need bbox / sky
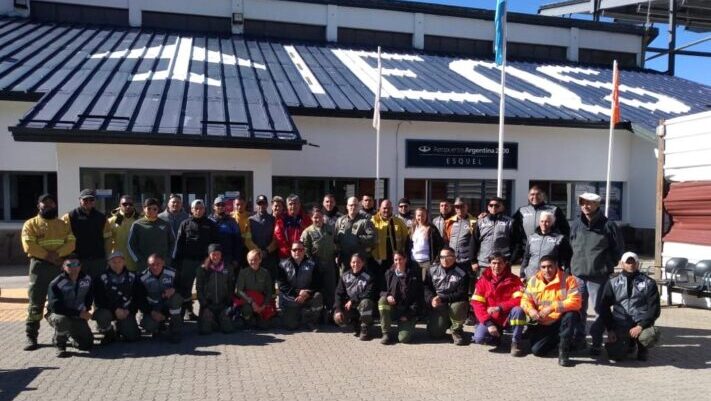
[406,0,711,86]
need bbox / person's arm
[57,222,77,258]
[102,218,113,257]
[334,276,346,312]
[195,267,208,307]
[559,237,573,273]
[470,281,491,325]
[173,222,186,262]
[470,222,481,261]
[595,279,616,331]
[423,270,435,305]
[430,227,444,263]
[520,279,536,315]
[555,207,571,238]
[20,220,48,260]
[234,269,251,303]
[134,278,149,314]
[637,277,661,328]
[276,262,296,298]
[84,279,94,311]
[262,269,273,301]
[92,276,108,309]
[497,283,524,314]
[553,276,582,314]
[380,270,391,299]
[48,280,78,317]
[406,274,424,318]
[358,219,377,250]
[301,229,314,259]
[127,222,141,263]
[606,222,624,274]
[520,242,531,274]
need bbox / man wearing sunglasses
[63,189,112,279]
[424,246,470,345]
[108,195,141,272]
[276,241,323,331]
[128,198,175,272]
[472,197,516,273]
[208,196,243,269]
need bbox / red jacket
[274,212,312,259]
[470,266,523,327]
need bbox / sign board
[405,139,518,169]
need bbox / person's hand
[528,309,540,321]
[486,306,500,315]
[151,310,166,322]
[477,212,488,219]
[471,263,479,272]
[431,296,441,308]
[606,330,618,343]
[295,294,306,304]
[46,251,60,266]
[115,308,129,320]
[539,306,553,319]
[629,325,643,338]
[298,290,311,299]
[162,287,175,299]
[345,300,353,311]
[79,310,92,321]
[334,312,343,325]
[386,295,396,306]
[487,325,500,337]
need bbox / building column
[55,144,81,214]
[413,13,425,50]
[567,27,579,62]
[232,0,245,35]
[326,4,338,42]
[128,0,142,27]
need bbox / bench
[661,258,711,306]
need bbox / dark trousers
[527,311,579,356]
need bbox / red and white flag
[610,60,621,125]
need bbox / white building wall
[0,101,57,172]
[626,134,657,229]
[55,143,272,213]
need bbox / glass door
[183,173,209,211]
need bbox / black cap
[256,195,268,205]
[398,197,410,206]
[453,197,467,206]
[79,189,96,199]
[38,193,55,203]
[207,243,223,254]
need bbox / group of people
[20,186,661,366]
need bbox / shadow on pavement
[0,367,58,400]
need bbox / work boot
[637,344,649,361]
[56,336,70,358]
[359,324,370,341]
[100,329,117,345]
[510,342,524,357]
[24,322,39,351]
[452,329,468,346]
[168,315,183,344]
[589,343,602,357]
[558,341,573,367]
[352,321,360,337]
[24,335,38,351]
[380,332,393,345]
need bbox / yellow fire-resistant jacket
[521,269,582,326]
[108,209,141,271]
[21,215,76,260]
[232,210,257,251]
[370,214,409,262]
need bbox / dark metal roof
[1,17,710,145]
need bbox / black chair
[667,259,711,306]
[663,257,688,306]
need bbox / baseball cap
[453,197,467,206]
[108,251,124,260]
[256,195,268,205]
[207,243,223,254]
[578,192,602,203]
[191,199,204,208]
[621,251,639,263]
[213,196,225,205]
[79,189,96,199]
[38,193,55,203]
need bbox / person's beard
[39,207,58,219]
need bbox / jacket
[472,213,516,266]
[444,214,477,263]
[371,214,409,262]
[136,267,177,313]
[47,271,93,316]
[323,208,343,229]
[512,202,570,245]
[127,217,175,271]
[334,268,376,312]
[432,213,453,238]
[409,225,444,264]
[158,209,189,238]
[21,215,75,260]
[108,209,141,271]
[570,209,623,279]
[521,269,582,326]
[232,210,257,251]
[208,213,243,264]
[63,208,111,260]
[195,263,235,309]
[173,215,219,261]
[471,266,523,327]
[301,224,336,269]
[93,267,138,313]
[277,257,320,303]
[424,263,469,305]
[275,211,312,259]
[235,267,273,304]
[334,214,376,263]
[520,228,573,279]
[249,211,277,252]
[597,271,660,330]
[380,265,423,319]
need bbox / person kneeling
[47,257,94,358]
[196,244,236,335]
[93,251,141,344]
[378,251,423,344]
[521,256,582,367]
[334,253,376,340]
[595,252,661,362]
[424,246,470,345]
[136,254,183,343]
[471,252,526,356]
[234,249,276,329]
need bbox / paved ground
[1,266,710,401]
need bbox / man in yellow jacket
[371,199,409,276]
[21,193,75,351]
[232,196,257,266]
[521,255,582,367]
[108,195,141,272]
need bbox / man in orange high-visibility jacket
[521,255,582,367]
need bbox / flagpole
[375,46,382,202]
[604,60,619,217]
[496,3,508,198]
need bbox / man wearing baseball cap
[569,192,624,354]
[594,252,661,361]
[62,189,112,280]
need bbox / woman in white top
[409,208,444,280]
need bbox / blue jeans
[472,306,526,345]
[575,276,607,346]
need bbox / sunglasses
[121,202,133,206]
[64,261,81,268]
[439,254,454,259]
[488,204,501,208]
[454,205,463,208]
[81,198,96,202]
[291,248,305,252]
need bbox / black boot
[559,341,573,367]
[24,322,39,351]
[637,343,649,361]
[55,335,70,358]
[359,324,371,341]
[100,328,117,345]
[168,315,183,344]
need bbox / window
[31,1,128,27]
[579,49,638,68]
[0,172,57,221]
[244,20,326,42]
[272,177,389,209]
[424,35,493,58]
[142,11,231,34]
[338,28,412,50]
[508,42,568,62]
[529,180,624,221]
[404,179,514,218]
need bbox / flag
[610,60,621,124]
[372,46,382,130]
[494,0,507,66]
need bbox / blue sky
[408,0,711,86]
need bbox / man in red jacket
[471,252,526,356]
[274,194,312,259]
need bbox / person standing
[334,196,376,273]
[512,185,570,251]
[410,207,443,281]
[333,253,377,341]
[127,198,175,272]
[274,194,312,260]
[158,194,189,238]
[378,251,423,344]
[63,189,112,279]
[21,193,75,351]
[93,251,141,344]
[173,199,219,321]
[108,195,141,272]
[432,199,454,238]
[46,257,94,357]
[371,199,409,277]
[301,206,337,320]
[249,195,278,285]
[569,192,624,354]
[472,197,516,272]
[424,246,469,345]
[396,198,414,230]
[359,194,377,218]
[322,193,343,229]
[443,197,477,294]
[208,196,243,269]
[232,196,258,262]
[520,211,572,280]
